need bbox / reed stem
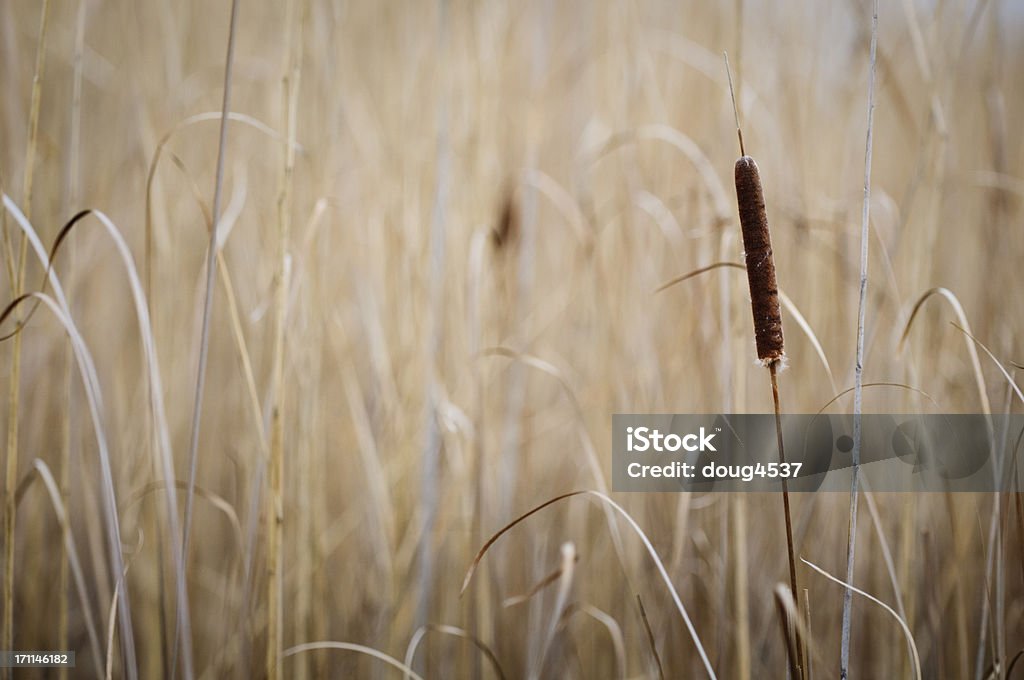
[841,1,879,675]
[3,4,50,675]
[771,362,803,679]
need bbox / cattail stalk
[726,53,801,680]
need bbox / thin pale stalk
[267,2,303,677]
[841,1,878,676]
[175,1,241,677]
[32,460,104,679]
[416,0,451,644]
[58,4,87,678]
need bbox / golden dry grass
[1,1,1023,678]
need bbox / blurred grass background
[1,0,1023,677]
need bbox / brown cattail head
[491,184,519,251]
[735,155,785,366]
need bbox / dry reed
[726,51,801,679]
[267,0,301,676]
[3,4,51,678]
[0,3,1020,677]
[57,5,88,679]
[841,1,879,676]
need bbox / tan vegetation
[0,1,1022,677]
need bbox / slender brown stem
[771,362,803,680]
[637,594,665,680]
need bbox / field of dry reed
[1,1,1022,677]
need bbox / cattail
[726,51,801,680]
[734,156,784,366]
[491,183,519,250]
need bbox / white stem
[841,1,878,677]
